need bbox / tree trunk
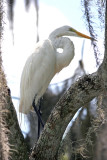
[94,3,107,158]
[0,1,29,159]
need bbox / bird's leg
[32,98,44,127]
[32,97,44,139]
[37,99,42,139]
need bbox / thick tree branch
[99,1,107,89]
[30,72,103,159]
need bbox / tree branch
[99,1,107,89]
[30,72,103,159]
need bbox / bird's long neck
[50,36,75,73]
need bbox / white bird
[19,25,92,114]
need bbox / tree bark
[94,93,107,160]
[95,124,107,160]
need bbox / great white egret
[19,26,92,115]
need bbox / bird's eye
[57,48,63,53]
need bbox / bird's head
[49,25,94,41]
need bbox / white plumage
[19,26,92,114]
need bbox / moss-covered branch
[30,73,103,159]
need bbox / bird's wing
[19,39,56,114]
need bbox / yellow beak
[76,30,92,40]
[69,27,95,40]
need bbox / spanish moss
[7,0,39,42]
[81,0,105,66]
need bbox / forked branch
[30,72,103,159]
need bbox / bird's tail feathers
[19,101,29,114]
